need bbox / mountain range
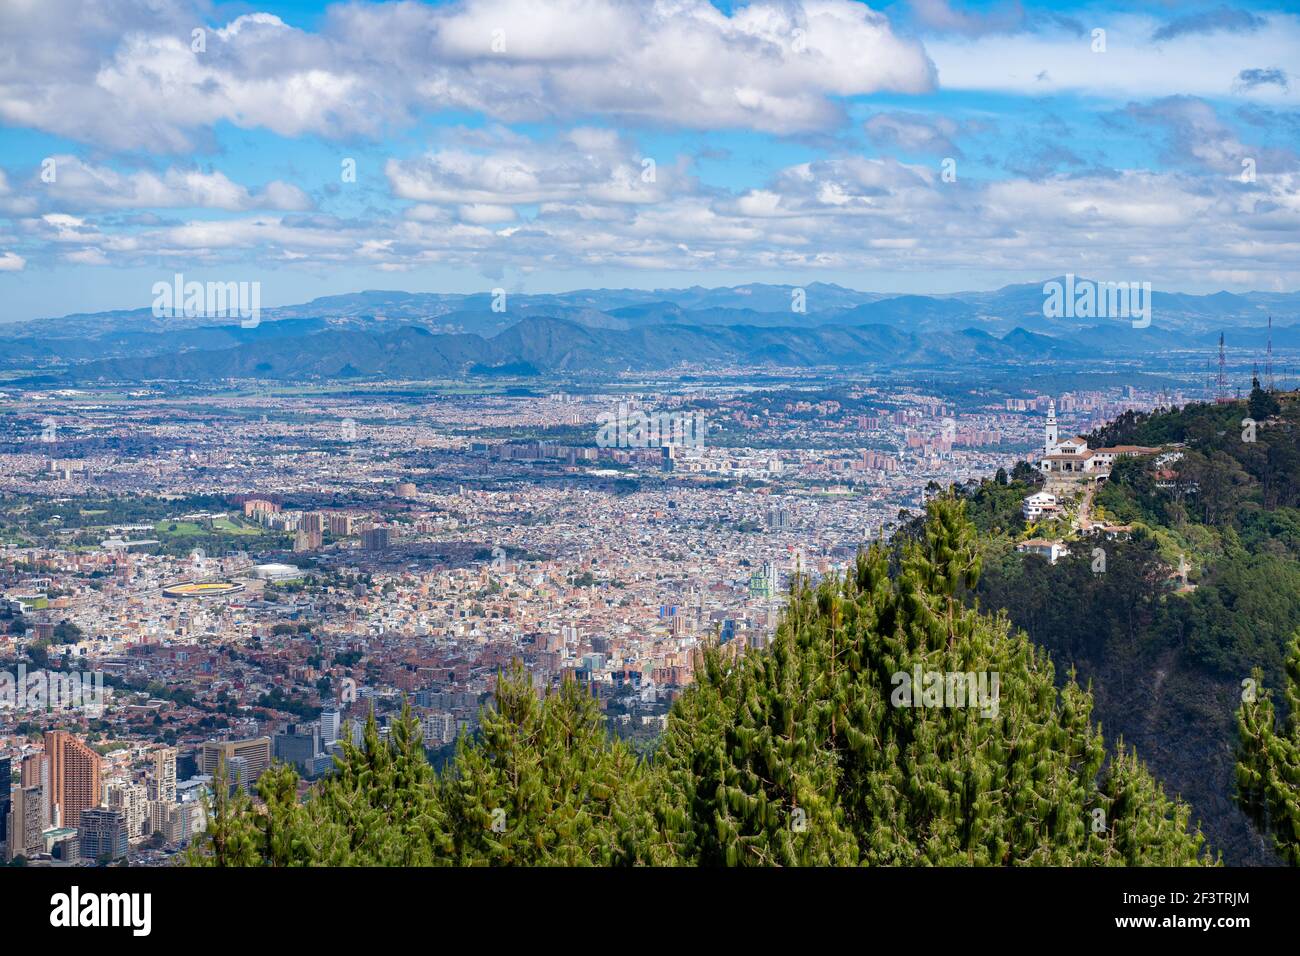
[2,279,1296,382]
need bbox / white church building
[1037,401,1157,478]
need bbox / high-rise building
[198,737,271,791]
[44,731,103,828]
[421,712,457,747]
[47,828,80,863]
[326,513,356,537]
[78,807,128,862]
[150,800,196,845]
[5,786,44,860]
[243,498,280,518]
[319,709,340,747]
[362,527,390,551]
[0,757,9,855]
[20,752,48,828]
[749,563,780,600]
[20,752,44,788]
[765,503,791,530]
[107,782,149,840]
[150,747,177,803]
[149,801,174,842]
[300,512,323,534]
[225,756,252,794]
[274,723,321,775]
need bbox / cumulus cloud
[1124,96,1299,176]
[927,11,1300,99]
[62,248,109,266]
[864,112,965,156]
[1,157,313,214]
[1234,68,1289,93]
[907,0,1026,37]
[0,0,935,150]
[4,116,1295,292]
[1151,5,1265,43]
[2,2,1298,293]
[20,137,1292,290]
[386,128,683,211]
[458,204,518,225]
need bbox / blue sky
[0,0,1297,322]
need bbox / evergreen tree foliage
[183,762,261,867]
[1249,386,1281,423]
[439,661,673,865]
[187,704,450,866]
[1236,635,1300,864]
[656,495,1213,866]
[185,499,1215,867]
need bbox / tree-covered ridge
[656,497,1210,865]
[186,498,1214,867]
[952,390,1300,865]
[963,395,1300,680]
[1089,387,1298,516]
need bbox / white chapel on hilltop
[1037,400,1157,478]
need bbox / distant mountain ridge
[6,277,1297,337]
[3,278,1296,380]
[37,317,1092,383]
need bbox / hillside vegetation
[959,388,1300,864]
[187,498,1213,867]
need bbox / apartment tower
[44,730,103,828]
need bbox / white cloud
[928,12,1300,101]
[864,112,964,155]
[157,216,355,252]
[34,152,1296,290]
[907,0,1026,37]
[386,129,680,210]
[1124,97,1299,175]
[1,0,1296,296]
[0,0,934,150]
[458,204,518,224]
[3,157,313,213]
[62,248,109,266]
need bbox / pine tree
[441,661,672,865]
[297,704,451,865]
[657,495,1214,866]
[1236,636,1300,864]
[185,498,1217,867]
[183,762,263,867]
[187,703,451,866]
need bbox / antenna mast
[1216,333,1228,403]
[1266,316,1275,392]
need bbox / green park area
[154,516,262,538]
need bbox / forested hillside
[186,499,1213,867]
[960,387,1300,865]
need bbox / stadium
[161,581,245,600]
